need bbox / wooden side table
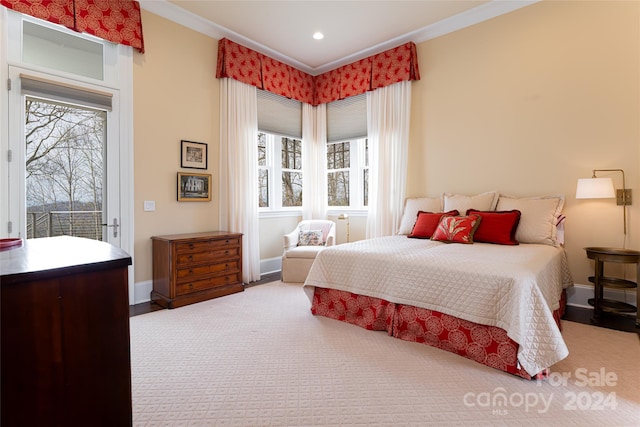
[585,247,640,328]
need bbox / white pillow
[397,197,442,235]
[496,194,565,246]
[443,191,499,214]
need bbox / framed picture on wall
[180,140,208,169]
[177,172,211,202]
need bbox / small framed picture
[177,172,211,202]
[180,140,208,169]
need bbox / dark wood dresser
[0,236,132,427]
[151,231,244,308]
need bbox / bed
[302,192,573,379]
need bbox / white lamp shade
[575,177,615,199]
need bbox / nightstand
[585,247,640,329]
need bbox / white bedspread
[303,236,573,376]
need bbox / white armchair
[281,220,336,283]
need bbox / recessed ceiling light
[313,32,324,40]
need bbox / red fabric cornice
[0,0,145,53]
[216,38,420,106]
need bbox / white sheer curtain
[219,78,261,283]
[302,103,327,220]
[366,81,412,238]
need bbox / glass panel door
[7,67,121,247]
[3,11,132,301]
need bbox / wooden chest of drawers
[151,231,244,308]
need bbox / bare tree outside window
[363,139,369,206]
[281,137,302,207]
[258,132,303,209]
[327,141,350,206]
[25,97,106,240]
[258,133,269,207]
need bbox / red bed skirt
[311,287,567,380]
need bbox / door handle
[101,218,119,238]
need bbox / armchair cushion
[284,245,326,258]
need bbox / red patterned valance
[262,56,291,98]
[0,0,144,53]
[289,68,314,105]
[339,57,372,99]
[216,38,262,88]
[371,42,419,89]
[216,38,420,106]
[314,68,340,105]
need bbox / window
[2,11,135,303]
[256,90,368,212]
[3,12,131,243]
[327,142,349,206]
[281,137,302,207]
[258,132,303,210]
[256,89,302,213]
[22,20,104,80]
[326,94,368,210]
[363,139,369,206]
[327,138,368,209]
[258,133,269,207]
[25,96,107,240]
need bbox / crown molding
[139,0,540,76]
[414,0,540,43]
[138,0,312,72]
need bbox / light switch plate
[144,200,156,211]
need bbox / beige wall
[409,0,639,285]
[132,1,639,290]
[133,11,220,283]
[260,216,300,260]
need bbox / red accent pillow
[431,214,481,244]
[408,210,459,239]
[466,209,521,245]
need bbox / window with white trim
[327,138,368,208]
[257,90,303,212]
[258,132,302,210]
[256,90,369,212]
[326,94,368,209]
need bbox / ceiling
[140,1,536,75]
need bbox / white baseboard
[134,279,153,305]
[261,256,282,276]
[566,283,637,309]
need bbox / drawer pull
[188,269,193,275]
[225,263,229,269]
[225,276,230,282]
[188,255,193,261]
[188,243,194,249]
[188,283,194,289]
[225,250,230,255]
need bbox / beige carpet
[130,281,640,426]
